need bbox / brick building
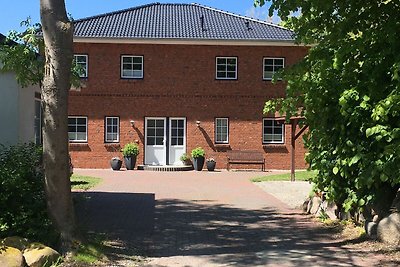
[69,3,309,169]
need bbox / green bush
[0,143,58,244]
[191,147,205,158]
[122,142,139,157]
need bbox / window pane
[77,118,86,124]
[77,126,86,133]
[123,64,133,70]
[264,72,273,79]
[217,65,226,71]
[227,58,236,65]
[265,59,273,65]
[178,129,184,137]
[171,120,177,127]
[123,57,132,63]
[68,132,76,141]
[217,71,226,78]
[147,137,155,146]
[227,72,236,78]
[178,120,184,128]
[178,137,184,146]
[156,137,163,145]
[156,128,164,137]
[275,59,284,66]
[147,128,155,137]
[217,58,226,64]
[133,57,142,64]
[147,120,155,127]
[156,120,164,127]
[171,138,177,146]
[77,132,86,140]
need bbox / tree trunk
[40,0,76,251]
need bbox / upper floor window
[263,57,284,80]
[263,118,284,144]
[215,118,229,143]
[216,57,237,80]
[74,54,88,78]
[105,117,119,143]
[68,116,87,142]
[121,55,143,79]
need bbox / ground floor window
[263,118,284,144]
[68,116,87,142]
[215,117,229,143]
[105,117,119,143]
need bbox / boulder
[23,243,60,267]
[1,237,30,251]
[0,246,25,267]
[365,221,378,238]
[302,198,310,213]
[325,201,338,220]
[377,212,400,246]
[310,196,322,214]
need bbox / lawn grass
[251,170,317,182]
[70,174,102,190]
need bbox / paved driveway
[74,169,380,267]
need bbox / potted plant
[180,153,192,166]
[191,147,205,171]
[110,157,122,171]
[206,158,216,171]
[122,142,139,170]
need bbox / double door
[145,117,186,165]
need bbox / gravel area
[256,181,313,209]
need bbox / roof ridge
[190,2,292,32]
[73,2,161,23]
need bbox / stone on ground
[377,212,400,246]
[23,243,60,267]
[0,246,25,267]
[1,237,30,251]
[310,196,322,214]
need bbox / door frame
[144,117,167,165]
[168,117,187,165]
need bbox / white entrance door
[169,118,186,165]
[145,118,167,165]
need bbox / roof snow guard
[73,3,294,42]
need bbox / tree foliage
[0,144,58,245]
[256,0,400,213]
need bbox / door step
[138,165,193,172]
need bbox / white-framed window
[216,57,237,79]
[105,117,119,143]
[74,54,88,78]
[263,118,284,144]
[263,57,284,80]
[68,116,87,142]
[121,55,143,79]
[215,117,229,143]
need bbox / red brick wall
[69,42,309,169]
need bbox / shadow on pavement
[74,191,374,266]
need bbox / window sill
[104,143,120,146]
[263,143,285,147]
[215,143,230,147]
[69,142,89,146]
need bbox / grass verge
[70,174,102,190]
[251,170,317,182]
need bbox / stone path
[74,169,385,267]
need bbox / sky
[0,0,277,35]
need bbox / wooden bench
[227,150,265,171]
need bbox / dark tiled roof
[73,3,294,41]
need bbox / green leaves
[257,0,400,213]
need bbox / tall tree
[40,0,76,249]
[255,0,400,215]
